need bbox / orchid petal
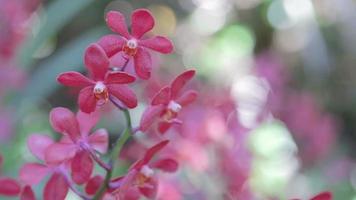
[84,43,109,81]
[45,143,77,165]
[57,71,94,87]
[170,70,196,99]
[0,178,21,196]
[88,128,109,154]
[133,47,152,80]
[49,107,80,140]
[108,84,137,108]
[19,163,50,185]
[43,173,69,200]
[20,185,36,200]
[27,134,54,161]
[131,9,154,38]
[105,72,136,84]
[139,105,165,132]
[78,86,97,114]
[106,11,130,39]
[71,150,93,185]
[151,158,178,173]
[175,90,198,106]
[97,34,126,58]
[76,110,100,137]
[85,175,104,195]
[131,140,169,170]
[151,86,171,105]
[139,36,173,54]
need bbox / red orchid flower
[140,70,198,134]
[0,154,36,200]
[110,140,178,199]
[42,107,108,186]
[97,9,174,79]
[19,133,70,200]
[57,43,137,113]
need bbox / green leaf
[19,0,95,67]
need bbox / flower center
[167,101,182,113]
[135,165,154,186]
[122,39,138,56]
[93,82,109,105]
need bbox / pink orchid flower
[20,133,73,200]
[97,9,174,79]
[42,107,108,186]
[110,140,178,199]
[57,43,137,113]
[140,70,198,134]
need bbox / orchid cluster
[0,4,338,200]
[0,9,197,200]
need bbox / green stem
[92,109,132,200]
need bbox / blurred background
[1,0,356,199]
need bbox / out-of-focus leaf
[17,26,107,106]
[19,0,95,67]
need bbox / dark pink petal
[78,86,97,114]
[49,107,80,140]
[106,11,130,39]
[97,34,126,57]
[76,110,100,137]
[170,70,196,99]
[114,170,138,197]
[131,9,155,39]
[139,36,173,54]
[19,163,50,185]
[151,86,171,105]
[138,177,158,199]
[131,140,169,170]
[84,43,109,81]
[43,173,69,200]
[57,71,94,87]
[85,175,104,195]
[110,51,129,67]
[27,134,54,160]
[105,72,136,84]
[88,128,109,154]
[158,121,173,134]
[133,47,152,79]
[151,158,178,173]
[71,151,93,185]
[45,143,77,165]
[311,191,332,200]
[139,105,165,131]
[121,187,141,200]
[175,90,198,106]
[108,84,137,108]
[0,178,21,196]
[20,185,36,200]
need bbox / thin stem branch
[87,148,111,171]
[92,109,133,200]
[92,55,133,200]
